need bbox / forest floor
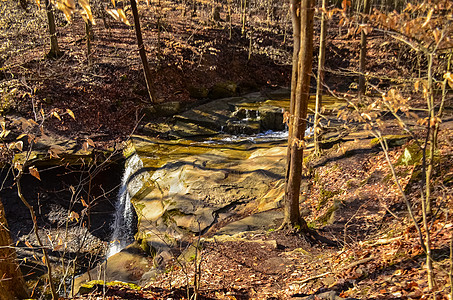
[1,1,453,299]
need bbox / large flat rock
[130,135,287,252]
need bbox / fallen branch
[359,236,402,247]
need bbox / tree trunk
[130,0,156,103]
[45,0,62,58]
[283,0,315,230]
[0,199,29,300]
[314,0,327,156]
[358,0,369,99]
[241,0,247,36]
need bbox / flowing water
[106,153,149,257]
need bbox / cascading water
[106,153,149,258]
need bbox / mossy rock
[178,242,203,263]
[225,120,260,135]
[370,135,409,148]
[316,200,341,225]
[208,81,238,99]
[188,86,209,99]
[153,101,182,117]
[79,280,141,294]
[258,105,285,131]
[317,189,341,210]
[395,142,423,166]
[318,130,348,149]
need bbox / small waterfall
[106,153,148,258]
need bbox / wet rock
[74,242,151,294]
[154,101,183,117]
[258,105,285,131]
[225,119,260,135]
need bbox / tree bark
[283,0,314,230]
[314,0,327,156]
[0,199,29,300]
[45,0,62,58]
[130,0,156,103]
[358,0,369,99]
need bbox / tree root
[277,222,339,247]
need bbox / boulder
[73,242,152,295]
[153,101,182,117]
[258,105,285,131]
[225,120,260,135]
[188,86,209,99]
[208,81,238,99]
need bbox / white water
[106,153,149,258]
[208,125,313,144]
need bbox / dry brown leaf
[52,111,62,121]
[117,8,131,26]
[29,166,41,181]
[87,138,95,147]
[69,211,79,222]
[66,108,76,120]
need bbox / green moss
[315,200,341,225]
[291,247,310,255]
[395,142,423,166]
[307,221,317,229]
[79,280,141,294]
[370,135,409,148]
[138,238,152,256]
[317,188,340,210]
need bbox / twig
[379,198,401,221]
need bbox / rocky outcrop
[131,136,287,252]
[142,90,293,138]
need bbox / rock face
[131,136,287,252]
[142,89,293,138]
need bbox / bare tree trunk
[228,0,232,39]
[421,52,436,290]
[0,199,29,300]
[314,0,327,156]
[283,0,314,230]
[241,0,247,36]
[358,0,369,99]
[130,0,156,103]
[45,0,62,58]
